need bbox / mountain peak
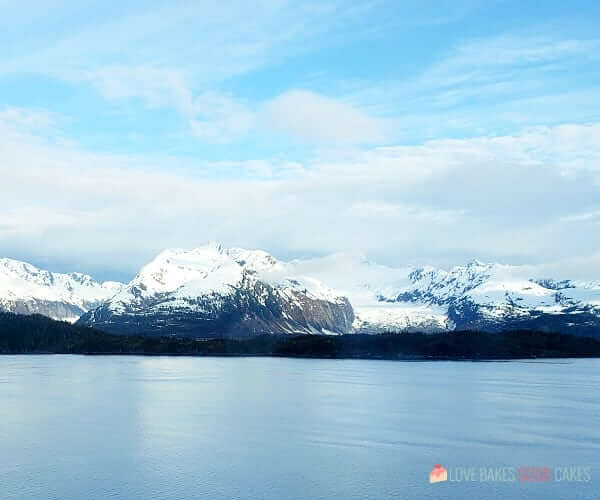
[0,257,124,322]
[465,258,490,268]
[147,245,278,271]
[80,245,353,336]
[0,257,42,275]
[129,245,282,300]
[4,249,600,336]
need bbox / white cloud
[88,65,195,115]
[1,112,600,278]
[344,32,600,142]
[0,107,59,131]
[88,65,256,142]
[0,1,377,90]
[189,92,256,143]
[428,35,600,76]
[87,70,386,144]
[0,2,387,145]
[414,34,600,106]
[262,90,386,145]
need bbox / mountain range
[0,257,122,323]
[1,244,599,338]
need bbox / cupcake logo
[430,464,448,483]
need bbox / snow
[0,257,124,322]
[283,255,600,331]
[353,303,451,332]
[101,247,600,333]
[3,245,600,331]
[105,243,347,315]
[0,258,122,304]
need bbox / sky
[1,0,599,282]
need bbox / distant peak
[203,241,225,252]
[0,257,43,275]
[466,258,488,267]
[161,242,226,255]
[150,244,223,263]
[1,256,32,266]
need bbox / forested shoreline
[2,312,600,360]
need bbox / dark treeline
[2,312,600,359]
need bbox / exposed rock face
[0,258,123,323]
[77,245,354,337]
[1,299,87,322]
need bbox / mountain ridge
[0,257,123,322]
[77,244,354,337]
[2,246,599,337]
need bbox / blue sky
[1,0,599,281]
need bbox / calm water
[1,356,599,499]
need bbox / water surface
[1,356,599,499]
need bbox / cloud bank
[1,113,599,280]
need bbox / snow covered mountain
[286,253,452,333]
[77,244,354,337]
[288,255,600,336]
[0,258,124,322]
[4,247,599,337]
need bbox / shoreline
[3,312,600,360]
[2,351,599,361]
